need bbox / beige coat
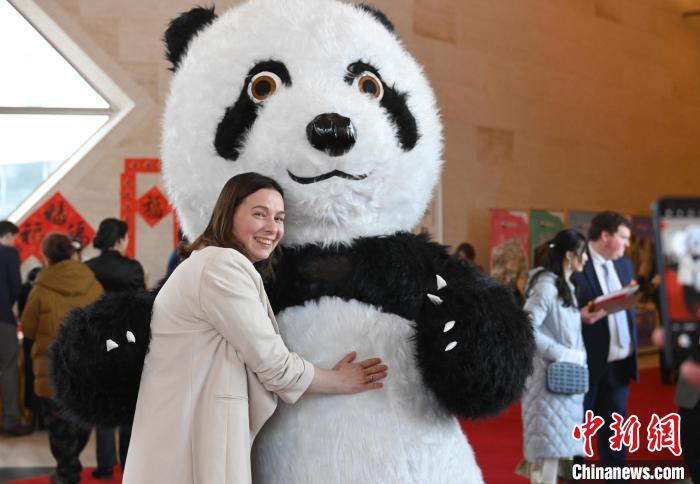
[123,246,314,484]
[22,259,104,398]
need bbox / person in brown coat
[22,233,104,484]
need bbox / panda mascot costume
[51,1,534,482]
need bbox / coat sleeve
[128,261,146,291]
[21,287,41,341]
[5,248,21,304]
[199,251,314,404]
[524,278,567,362]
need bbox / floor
[0,430,97,482]
[0,355,690,483]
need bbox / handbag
[546,361,589,395]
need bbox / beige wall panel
[76,16,120,58]
[79,0,155,19]
[413,0,456,43]
[118,19,166,63]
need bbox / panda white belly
[252,296,484,484]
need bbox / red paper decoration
[137,187,172,227]
[15,193,95,262]
[120,158,179,258]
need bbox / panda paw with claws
[415,266,535,419]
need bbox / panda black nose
[306,113,356,157]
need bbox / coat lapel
[583,247,603,297]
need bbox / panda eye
[248,71,281,103]
[354,72,383,100]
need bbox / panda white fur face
[162,0,443,246]
[687,225,700,256]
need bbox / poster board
[529,210,565,266]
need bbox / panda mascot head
[162,0,442,246]
[685,225,700,257]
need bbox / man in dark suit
[0,220,30,436]
[572,211,636,467]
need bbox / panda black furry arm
[267,232,534,419]
[414,245,535,419]
[50,289,157,427]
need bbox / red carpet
[6,466,123,484]
[7,369,678,484]
[461,367,681,483]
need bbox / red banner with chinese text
[15,193,95,262]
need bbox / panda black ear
[356,4,395,33]
[164,6,218,71]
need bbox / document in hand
[589,285,640,313]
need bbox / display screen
[659,208,700,322]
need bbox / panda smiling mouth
[287,169,368,184]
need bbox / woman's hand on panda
[307,351,388,394]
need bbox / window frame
[3,0,135,222]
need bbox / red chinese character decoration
[609,412,641,453]
[15,193,94,262]
[120,158,179,259]
[572,410,605,458]
[647,412,682,456]
[138,187,172,227]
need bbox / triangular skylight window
[0,0,115,218]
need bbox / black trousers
[583,360,631,466]
[680,401,700,484]
[96,424,132,471]
[39,398,90,483]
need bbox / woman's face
[569,249,588,273]
[232,188,285,262]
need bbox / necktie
[602,261,630,347]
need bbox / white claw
[436,274,447,290]
[427,294,443,305]
[445,341,458,351]
[126,331,136,343]
[106,339,119,352]
[443,321,456,332]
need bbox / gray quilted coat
[521,270,585,462]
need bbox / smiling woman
[179,172,286,279]
[123,171,388,483]
[231,187,285,262]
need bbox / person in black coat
[84,218,145,479]
[0,220,31,436]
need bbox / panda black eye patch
[345,61,419,151]
[214,60,291,161]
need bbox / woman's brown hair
[180,172,284,280]
[42,232,76,265]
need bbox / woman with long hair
[517,229,605,484]
[123,173,387,483]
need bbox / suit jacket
[571,252,638,385]
[0,245,21,325]
[123,246,315,484]
[85,250,145,293]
